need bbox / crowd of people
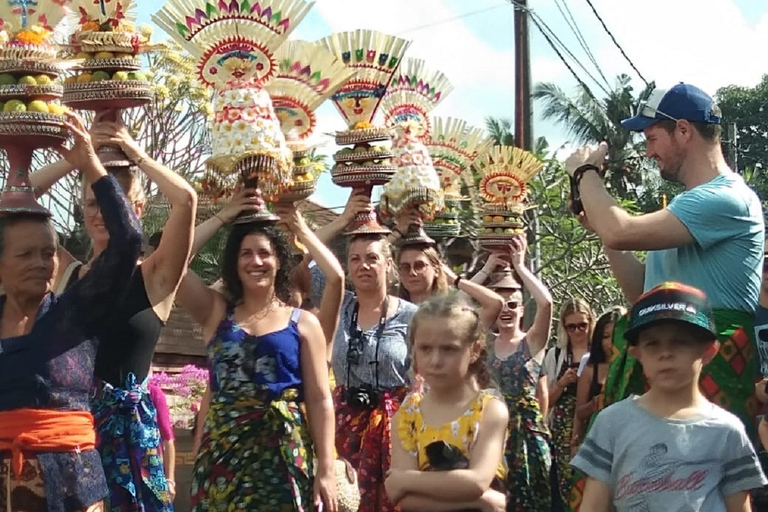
[2,83,768,512]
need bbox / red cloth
[149,384,175,441]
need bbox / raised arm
[386,397,509,503]
[275,205,344,350]
[57,112,143,335]
[189,188,261,258]
[443,263,504,330]
[315,190,370,245]
[603,246,645,304]
[509,236,553,355]
[93,116,197,318]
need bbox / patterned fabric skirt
[603,310,758,438]
[332,386,406,512]
[0,458,104,512]
[504,396,552,512]
[191,389,314,512]
[91,376,173,512]
[550,392,577,505]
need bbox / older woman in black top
[0,112,143,512]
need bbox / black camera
[346,384,379,410]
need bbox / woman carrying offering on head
[31,111,197,512]
[386,294,508,512]
[175,203,337,512]
[0,112,143,512]
[316,192,418,512]
[480,235,554,512]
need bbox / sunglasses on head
[565,322,589,332]
[636,99,678,123]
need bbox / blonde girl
[386,294,508,512]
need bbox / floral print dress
[490,338,552,512]
[191,308,314,512]
[550,358,578,506]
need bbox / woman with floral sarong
[0,112,143,512]
[316,192,418,512]
[177,217,337,512]
[32,113,196,512]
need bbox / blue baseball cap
[621,83,721,132]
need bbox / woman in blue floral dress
[483,236,554,512]
[177,217,337,512]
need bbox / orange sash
[0,408,96,479]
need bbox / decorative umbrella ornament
[423,116,492,239]
[265,39,355,204]
[319,29,411,235]
[0,0,72,215]
[381,57,453,138]
[473,145,543,250]
[153,0,313,222]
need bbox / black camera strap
[346,295,390,392]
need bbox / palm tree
[533,74,654,198]
[484,117,550,157]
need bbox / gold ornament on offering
[0,0,72,215]
[474,146,543,250]
[265,39,356,203]
[154,0,312,221]
[319,29,411,235]
[381,57,453,138]
[423,117,492,240]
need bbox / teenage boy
[572,282,767,512]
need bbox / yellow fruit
[27,100,49,113]
[483,215,493,223]
[18,76,36,85]
[94,51,115,60]
[35,74,52,85]
[4,100,26,112]
[48,103,66,115]
[492,216,505,223]
[77,73,93,83]
[74,52,91,60]
[64,76,77,84]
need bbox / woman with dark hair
[316,193,418,512]
[176,213,337,512]
[0,111,143,512]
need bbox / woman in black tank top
[31,112,197,511]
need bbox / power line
[582,0,649,86]
[395,4,508,36]
[553,0,611,90]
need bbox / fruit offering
[62,1,153,110]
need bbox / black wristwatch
[573,164,601,187]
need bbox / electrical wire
[553,0,611,90]
[582,0,649,86]
[395,3,508,36]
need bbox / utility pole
[513,0,533,152]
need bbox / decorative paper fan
[0,0,71,32]
[381,58,452,135]
[426,117,491,194]
[475,146,543,206]
[152,0,313,87]
[318,30,411,128]
[265,40,356,140]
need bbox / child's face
[629,322,717,392]
[413,317,476,390]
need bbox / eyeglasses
[636,100,678,123]
[565,322,589,332]
[505,300,520,310]
[399,261,430,275]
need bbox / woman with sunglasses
[481,236,554,512]
[543,298,595,507]
[316,192,418,512]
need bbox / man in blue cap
[564,83,764,439]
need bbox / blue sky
[135,0,768,210]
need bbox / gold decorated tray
[335,127,391,146]
[333,148,394,163]
[0,84,63,101]
[0,112,68,147]
[63,80,152,110]
[0,60,60,77]
[76,58,142,72]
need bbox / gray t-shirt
[331,292,418,390]
[571,396,767,511]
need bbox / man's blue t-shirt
[644,173,764,312]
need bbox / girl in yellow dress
[385,294,509,512]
